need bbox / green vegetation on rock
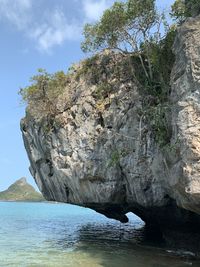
[19,69,68,119]
[171,0,200,23]
[81,0,169,87]
[81,0,176,147]
[0,178,44,202]
[19,0,199,148]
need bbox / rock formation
[21,15,200,250]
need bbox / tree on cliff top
[171,0,200,23]
[81,0,168,84]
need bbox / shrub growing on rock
[171,0,200,23]
[81,0,169,88]
[19,69,67,118]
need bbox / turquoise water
[0,202,199,267]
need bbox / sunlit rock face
[170,15,200,215]
[21,16,200,244]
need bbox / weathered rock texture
[21,16,200,248]
[170,15,200,216]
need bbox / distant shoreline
[0,200,65,204]
[0,200,46,203]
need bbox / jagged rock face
[170,15,200,215]
[21,16,200,234]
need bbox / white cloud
[83,0,111,21]
[0,0,115,52]
[30,9,81,52]
[0,0,82,52]
[0,0,32,29]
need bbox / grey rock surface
[21,16,200,236]
[170,15,200,215]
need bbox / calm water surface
[0,202,199,267]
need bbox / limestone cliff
[21,15,200,248]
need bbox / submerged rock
[21,16,200,250]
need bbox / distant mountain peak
[15,177,27,184]
[0,178,44,202]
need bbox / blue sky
[0,0,175,191]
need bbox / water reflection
[77,222,145,245]
[45,220,198,267]
[0,202,199,267]
[44,214,145,250]
[75,223,196,267]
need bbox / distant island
[0,177,44,202]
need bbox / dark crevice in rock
[46,159,54,177]
[97,112,105,128]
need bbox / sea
[0,202,199,267]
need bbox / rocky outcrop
[21,16,200,249]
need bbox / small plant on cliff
[148,104,171,147]
[108,151,121,167]
[19,69,67,118]
[171,0,200,23]
[75,54,101,83]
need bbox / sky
[0,0,175,191]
